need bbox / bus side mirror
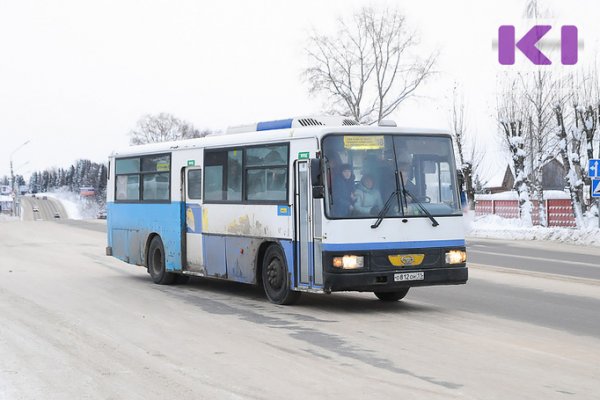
[310,158,324,199]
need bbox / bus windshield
[322,134,462,219]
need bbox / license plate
[394,272,424,282]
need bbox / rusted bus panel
[225,237,262,284]
[107,202,184,271]
[111,228,131,264]
[203,235,227,277]
[202,204,293,240]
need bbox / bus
[106,116,467,304]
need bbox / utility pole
[9,140,31,217]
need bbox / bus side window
[205,165,224,200]
[245,144,288,202]
[187,169,202,200]
[227,150,242,201]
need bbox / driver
[396,148,417,195]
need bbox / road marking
[469,249,599,268]
[469,263,600,286]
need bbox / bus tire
[148,236,176,285]
[262,244,300,305]
[374,288,409,302]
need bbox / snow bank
[466,213,600,247]
[476,190,570,201]
[44,188,101,220]
[0,214,18,222]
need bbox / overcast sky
[1,0,599,181]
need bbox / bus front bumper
[323,266,468,293]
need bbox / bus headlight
[445,250,467,264]
[332,255,364,269]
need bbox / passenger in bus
[354,174,383,216]
[331,163,355,217]
[397,149,418,196]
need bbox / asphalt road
[467,237,600,280]
[0,220,599,399]
[19,195,68,221]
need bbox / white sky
[1,0,599,181]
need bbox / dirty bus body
[106,117,467,305]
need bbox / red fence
[475,199,576,227]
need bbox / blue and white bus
[106,116,467,304]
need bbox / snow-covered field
[466,212,600,246]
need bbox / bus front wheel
[148,236,176,285]
[374,288,410,302]
[262,245,300,305]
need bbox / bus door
[183,167,204,273]
[295,160,322,288]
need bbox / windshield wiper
[371,190,402,229]
[403,188,440,227]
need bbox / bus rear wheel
[374,288,410,302]
[148,236,176,285]
[262,245,300,305]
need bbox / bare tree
[554,98,587,227]
[497,77,533,225]
[517,70,560,226]
[571,68,600,171]
[449,85,482,210]
[129,113,212,145]
[304,7,436,124]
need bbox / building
[0,195,13,214]
[483,159,567,194]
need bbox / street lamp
[9,140,31,216]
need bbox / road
[19,195,68,221]
[0,220,599,400]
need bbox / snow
[570,152,579,162]
[477,191,518,200]
[465,213,600,247]
[559,138,567,150]
[475,190,569,201]
[542,190,571,200]
[43,188,102,220]
[509,136,524,146]
[0,214,18,222]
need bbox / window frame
[114,153,172,204]
[203,142,290,205]
[187,168,203,200]
[320,133,462,220]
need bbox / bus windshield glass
[322,134,461,219]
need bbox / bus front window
[322,134,461,219]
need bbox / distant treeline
[28,159,107,203]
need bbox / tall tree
[554,100,586,227]
[518,70,559,226]
[129,113,212,145]
[497,77,533,225]
[449,85,482,210]
[304,7,436,124]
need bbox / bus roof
[110,125,451,158]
